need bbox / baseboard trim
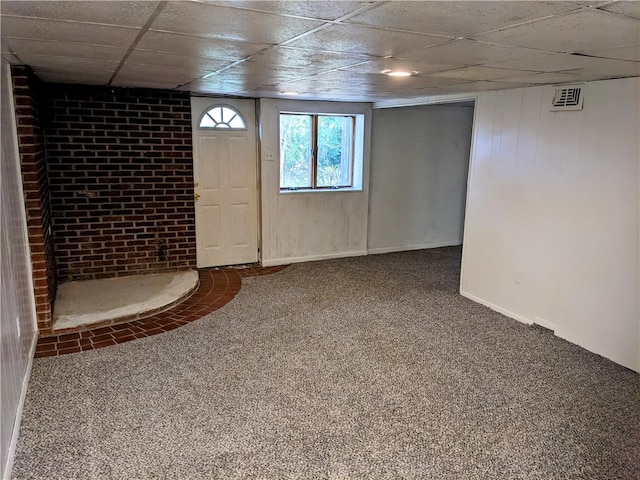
[534,316,557,332]
[261,250,368,267]
[3,333,38,480]
[368,241,462,255]
[460,290,534,326]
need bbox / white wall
[461,77,639,372]
[1,60,39,478]
[368,104,474,254]
[258,99,371,266]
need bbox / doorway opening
[191,97,259,268]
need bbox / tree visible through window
[280,113,354,189]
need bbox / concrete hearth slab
[53,270,199,331]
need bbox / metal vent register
[550,86,584,111]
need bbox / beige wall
[1,60,39,478]
[368,104,474,254]
[258,99,372,266]
[461,78,640,371]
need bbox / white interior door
[191,97,258,268]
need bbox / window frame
[279,112,357,191]
[198,104,247,131]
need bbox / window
[279,113,356,190]
[199,105,246,130]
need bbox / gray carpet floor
[12,247,640,479]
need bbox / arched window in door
[198,105,246,130]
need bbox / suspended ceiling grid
[1,1,638,103]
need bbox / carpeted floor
[12,247,640,479]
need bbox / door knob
[194,193,201,201]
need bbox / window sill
[279,187,362,194]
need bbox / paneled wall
[259,99,371,266]
[368,104,474,253]
[1,60,38,480]
[11,66,57,330]
[461,78,639,372]
[45,84,196,281]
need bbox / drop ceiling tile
[127,50,231,72]
[115,64,202,86]
[429,66,539,81]
[579,44,640,62]
[290,24,448,57]
[267,80,376,101]
[111,76,190,90]
[35,69,114,84]
[499,70,586,84]
[0,1,159,27]
[247,46,373,72]
[297,70,377,85]
[368,75,471,89]
[184,79,252,94]
[346,1,580,37]
[0,17,140,47]
[18,54,119,71]
[136,31,270,60]
[338,58,459,75]
[275,83,367,96]
[569,1,608,6]
[208,1,370,21]
[402,39,542,66]
[599,1,640,20]
[414,85,468,96]
[571,60,640,79]
[218,62,313,80]
[3,38,126,62]
[485,53,640,74]
[276,78,375,97]
[482,53,588,71]
[454,80,538,92]
[200,66,313,90]
[304,70,472,95]
[1,52,21,64]
[1,38,14,53]
[151,2,323,45]
[476,9,639,53]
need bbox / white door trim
[191,97,259,268]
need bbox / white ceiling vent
[550,86,583,111]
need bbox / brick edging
[35,265,287,357]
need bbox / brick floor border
[35,265,287,357]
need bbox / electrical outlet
[264,151,275,161]
[514,269,523,284]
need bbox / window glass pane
[210,107,222,124]
[317,115,353,187]
[280,114,312,189]
[229,115,244,129]
[200,115,215,128]
[199,106,246,129]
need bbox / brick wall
[11,66,57,330]
[45,84,196,281]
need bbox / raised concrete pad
[53,270,199,331]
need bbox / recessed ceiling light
[385,71,412,77]
[282,91,299,96]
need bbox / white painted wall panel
[368,104,474,253]
[1,60,38,479]
[259,99,371,265]
[461,77,640,372]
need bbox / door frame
[190,96,261,268]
